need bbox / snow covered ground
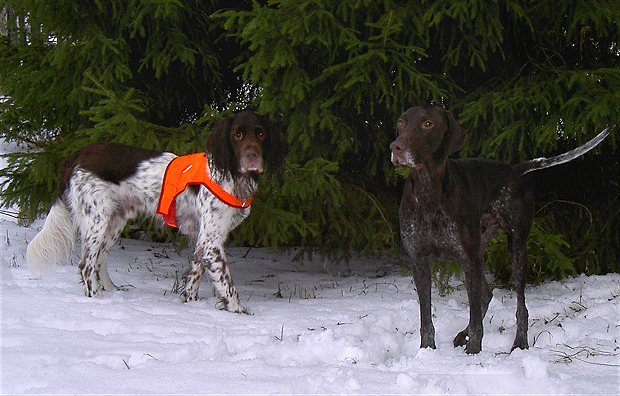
[1,142,619,394]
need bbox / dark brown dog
[390,105,610,354]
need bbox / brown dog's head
[390,106,467,170]
[206,111,285,178]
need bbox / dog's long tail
[26,199,76,275]
[514,126,612,175]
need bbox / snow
[1,141,619,394]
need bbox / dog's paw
[82,283,102,298]
[227,303,248,315]
[464,340,482,354]
[453,329,468,347]
[420,335,436,350]
[510,338,529,352]
[216,298,248,314]
[182,290,199,302]
[233,306,249,315]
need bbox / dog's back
[445,159,522,211]
[58,143,162,196]
[27,143,172,278]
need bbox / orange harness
[156,152,252,228]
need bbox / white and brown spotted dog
[27,111,285,313]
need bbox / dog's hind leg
[78,216,125,295]
[508,232,529,351]
[78,229,105,297]
[411,256,436,349]
[71,172,121,296]
[96,215,127,291]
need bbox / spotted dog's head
[206,111,286,179]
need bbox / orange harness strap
[156,152,252,228]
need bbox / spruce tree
[218,0,619,276]
[0,0,251,219]
[1,1,618,279]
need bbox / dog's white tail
[26,200,76,275]
[515,126,612,175]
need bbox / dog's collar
[156,152,252,228]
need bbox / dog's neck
[232,173,259,200]
[208,159,259,201]
[407,160,448,205]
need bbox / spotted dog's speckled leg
[181,255,204,302]
[97,215,128,291]
[182,243,246,314]
[78,223,120,296]
[71,170,123,296]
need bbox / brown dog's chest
[399,202,467,261]
[399,172,523,262]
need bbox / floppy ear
[206,115,236,176]
[443,109,467,156]
[260,115,287,176]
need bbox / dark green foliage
[231,158,398,259]
[485,216,573,285]
[0,0,246,219]
[1,1,618,281]
[218,0,619,275]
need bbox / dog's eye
[255,128,265,141]
[233,130,244,140]
[422,120,434,129]
[397,120,405,129]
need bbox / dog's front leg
[461,256,485,354]
[204,244,246,314]
[411,255,436,349]
[182,244,246,314]
[453,268,493,348]
[181,252,205,302]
